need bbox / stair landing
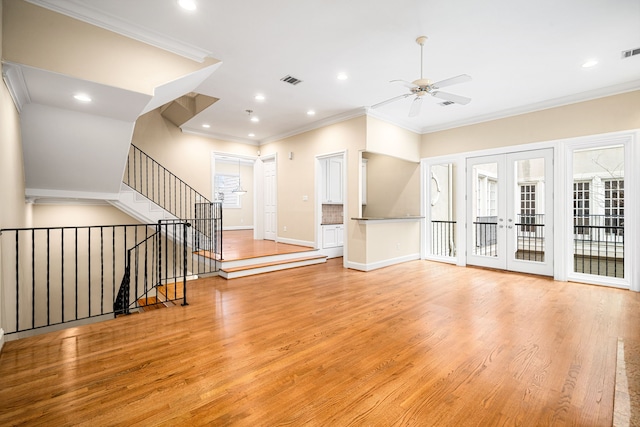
[194,230,327,279]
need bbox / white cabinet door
[323,224,344,248]
[323,156,343,204]
[323,225,338,248]
[336,225,344,246]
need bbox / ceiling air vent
[280,75,303,85]
[438,101,455,107]
[622,47,640,59]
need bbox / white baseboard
[345,253,420,272]
[277,236,315,247]
[223,226,254,231]
[320,247,344,259]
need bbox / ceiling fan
[372,36,472,117]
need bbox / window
[573,181,590,233]
[604,179,624,236]
[214,174,241,208]
[519,184,536,232]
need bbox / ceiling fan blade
[371,93,412,109]
[408,96,423,117]
[390,79,417,89]
[430,74,472,90]
[431,91,471,105]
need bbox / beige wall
[260,116,367,259]
[31,204,140,228]
[366,116,421,162]
[1,0,26,343]
[421,91,640,157]
[364,221,420,265]
[362,152,420,218]
[132,109,258,200]
[2,0,218,95]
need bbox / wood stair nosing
[221,254,327,273]
[218,250,321,269]
[220,255,327,279]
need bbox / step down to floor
[137,296,175,311]
[220,254,327,279]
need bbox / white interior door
[467,149,554,276]
[263,159,277,241]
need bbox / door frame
[315,150,348,262]
[255,153,277,241]
[466,149,554,276]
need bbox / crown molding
[181,128,260,146]
[26,0,212,62]
[420,79,640,134]
[364,108,423,134]
[259,108,368,145]
[1,62,31,113]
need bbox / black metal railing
[431,220,456,257]
[124,144,211,220]
[573,216,624,278]
[1,215,223,335]
[515,214,545,261]
[1,224,153,335]
[473,216,497,257]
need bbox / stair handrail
[124,144,211,219]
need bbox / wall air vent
[438,101,455,106]
[622,47,640,59]
[280,75,303,85]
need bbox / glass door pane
[513,157,546,263]
[572,145,625,278]
[429,163,456,258]
[471,162,499,258]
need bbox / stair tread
[157,283,184,300]
[137,296,160,306]
[222,255,327,273]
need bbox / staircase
[136,281,184,312]
[109,183,178,224]
[218,251,327,279]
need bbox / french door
[466,149,554,276]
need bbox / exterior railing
[573,215,624,278]
[515,214,545,261]
[431,220,456,257]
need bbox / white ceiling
[23,0,640,145]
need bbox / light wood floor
[1,259,639,426]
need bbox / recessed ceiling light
[307,110,316,116]
[250,116,259,123]
[73,93,92,102]
[178,0,196,11]
[202,124,210,128]
[337,72,348,80]
[582,59,598,68]
[254,94,265,101]
[248,133,255,137]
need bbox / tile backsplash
[322,204,344,224]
